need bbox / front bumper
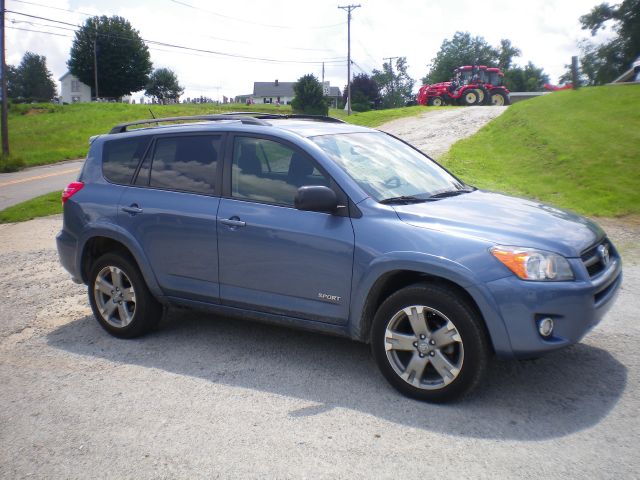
[485,256,622,358]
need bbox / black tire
[460,89,479,106]
[490,90,510,106]
[370,282,490,403]
[427,96,444,107]
[88,252,162,338]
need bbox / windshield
[311,132,466,202]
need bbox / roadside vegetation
[440,85,640,217]
[4,101,429,169]
[0,191,62,224]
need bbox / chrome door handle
[220,218,246,228]
[122,205,143,215]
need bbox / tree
[575,0,640,84]
[498,39,521,71]
[68,15,152,99]
[343,73,380,111]
[372,57,415,108]
[503,62,550,91]
[6,65,20,100]
[145,68,184,104]
[7,52,56,102]
[422,32,499,84]
[291,74,328,115]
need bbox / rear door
[118,133,223,303]
[217,134,355,325]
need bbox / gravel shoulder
[378,106,508,158]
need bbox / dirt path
[379,106,508,158]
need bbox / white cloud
[6,0,613,100]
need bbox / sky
[6,0,615,101]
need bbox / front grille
[581,239,613,278]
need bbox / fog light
[537,317,554,337]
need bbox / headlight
[490,246,574,281]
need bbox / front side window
[71,80,80,92]
[231,136,328,206]
[311,132,464,202]
[147,135,221,195]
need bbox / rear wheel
[427,96,444,107]
[461,89,479,106]
[490,91,510,106]
[88,253,161,338]
[370,283,490,402]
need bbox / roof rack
[227,112,346,124]
[108,114,270,134]
[108,112,346,135]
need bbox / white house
[59,71,92,103]
[236,80,342,107]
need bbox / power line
[9,0,93,16]
[7,10,348,65]
[169,0,345,30]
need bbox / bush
[291,74,328,116]
[0,154,26,172]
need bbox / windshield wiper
[379,195,429,205]
[427,187,475,199]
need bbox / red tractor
[417,65,511,107]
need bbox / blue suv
[57,113,622,402]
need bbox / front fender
[348,251,514,357]
[76,222,164,298]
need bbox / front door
[217,135,354,325]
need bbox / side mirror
[294,186,338,213]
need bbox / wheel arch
[77,227,164,299]
[351,260,513,357]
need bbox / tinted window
[232,137,328,206]
[102,137,151,185]
[149,135,220,195]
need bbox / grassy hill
[440,85,640,216]
[2,102,428,170]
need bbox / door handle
[122,204,143,215]
[220,217,246,228]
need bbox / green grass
[0,190,62,223]
[8,102,294,167]
[7,102,429,168]
[440,85,640,217]
[330,105,433,127]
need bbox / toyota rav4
[57,113,622,402]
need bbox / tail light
[62,181,84,204]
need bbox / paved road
[0,160,84,210]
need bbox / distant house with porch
[59,72,91,103]
[235,80,342,107]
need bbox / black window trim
[129,131,227,198]
[222,132,351,217]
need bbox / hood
[392,190,603,257]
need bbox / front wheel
[490,91,510,106]
[461,89,479,106]
[370,283,490,402]
[88,252,162,338]
[427,96,444,107]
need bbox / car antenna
[148,108,159,126]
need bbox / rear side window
[102,137,151,185]
[147,135,221,195]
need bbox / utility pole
[338,4,360,115]
[0,0,9,156]
[93,37,99,100]
[383,56,399,96]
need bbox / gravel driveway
[1,108,638,478]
